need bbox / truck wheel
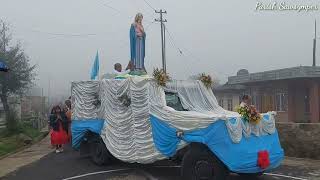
[79,140,90,156]
[90,138,112,166]
[239,172,263,179]
[181,145,228,180]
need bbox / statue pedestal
[129,69,147,76]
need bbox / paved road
[0,145,319,180]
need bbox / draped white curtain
[71,77,276,163]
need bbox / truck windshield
[165,92,187,111]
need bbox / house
[214,66,320,123]
[213,84,245,111]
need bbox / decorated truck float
[71,77,284,180]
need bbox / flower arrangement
[236,106,250,121]
[248,105,262,124]
[199,73,213,88]
[236,105,262,124]
[153,68,170,86]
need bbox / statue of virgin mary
[130,13,146,74]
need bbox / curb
[284,156,320,162]
[0,131,49,160]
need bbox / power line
[27,0,156,38]
[30,29,97,37]
[164,25,183,54]
[145,20,156,30]
[101,3,121,14]
[164,25,230,79]
[97,0,155,24]
[142,0,156,11]
[98,0,122,14]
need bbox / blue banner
[90,51,99,80]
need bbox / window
[165,92,187,111]
[275,93,288,112]
[251,95,261,112]
[218,99,224,108]
[227,99,233,111]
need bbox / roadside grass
[0,122,46,157]
[0,136,24,157]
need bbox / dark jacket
[49,113,69,133]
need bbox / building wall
[245,81,289,122]
[308,80,320,123]
[215,92,241,111]
[277,112,288,122]
[216,78,320,123]
[244,79,320,123]
[288,79,320,123]
[293,85,310,123]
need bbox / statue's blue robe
[130,24,146,70]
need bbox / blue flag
[90,51,100,80]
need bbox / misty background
[0,0,319,101]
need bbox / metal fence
[22,113,48,131]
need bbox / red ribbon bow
[257,150,270,169]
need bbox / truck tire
[239,172,263,179]
[79,140,90,156]
[181,144,229,180]
[90,137,113,166]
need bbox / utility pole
[48,76,51,110]
[313,20,317,67]
[155,9,167,73]
[163,23,166,71]
[2,22,6,53]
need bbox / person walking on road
[49,106,69,153]
[64,99,72,142]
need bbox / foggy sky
[1,0,319,99]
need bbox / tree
[0,20,36,130]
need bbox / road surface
[1,145,319,180]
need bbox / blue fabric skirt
[135,37,144,69]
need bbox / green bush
[0,121,43,157]
[0,121,41,138]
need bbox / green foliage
[18,121,41,139]
[0,121,43,157]
[0,40,37,96]
[0,20,36,130]
[0,136,23,157]
[0,121,41,138]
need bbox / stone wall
[276,123,320,159]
